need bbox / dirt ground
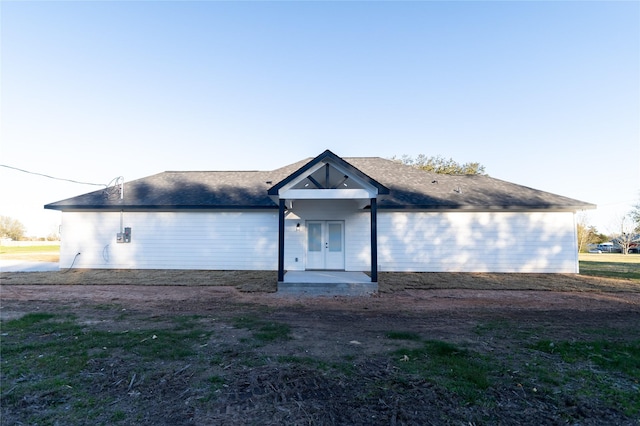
[1,270,639,425]
[2,268,640,292]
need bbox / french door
[306,221,345,270]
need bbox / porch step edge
[276,282,378,297]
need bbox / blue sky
[1,1,638,237]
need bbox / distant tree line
[0,215,59,241]
[576,215,609,253]
[613,195,640,254]
[393,154,487,175]
[579,193,640,254]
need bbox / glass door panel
[308,222,322,252]
[328,223,342,252]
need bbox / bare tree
[576,212,599,253]
[611,215,640,255]
[0,216,27,241]
[631,194,640,232]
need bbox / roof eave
[44,204,279,211]
[378,204,596,211]
[46,203,595,212]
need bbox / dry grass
[379,271,639,293]
[0,270,279,292]
[579,253,640,263]
[1,269,638,294]
[0,250,59,262]
[2,248,638,293]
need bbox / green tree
[576,212,607,252]
[0,216,27,240]
[394,154,487,175]
[577,223,593,253]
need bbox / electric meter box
[117,227,132,243]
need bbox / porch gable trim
[280,188,375,200]
[267,149,389,197]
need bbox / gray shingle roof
[347,157,594,210]
[44,154,595,211]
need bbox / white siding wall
[60,211,278,270]
[377,211,578,273]
[59,209,579,273]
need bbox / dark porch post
[370,197,378,283]
[278,198,286,282]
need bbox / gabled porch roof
[267,150,390,203]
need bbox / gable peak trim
[267,150,390,196]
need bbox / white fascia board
[279,161,379,194]
[280,189,375,200]
[279,162,327,193]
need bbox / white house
[45,150,595,282]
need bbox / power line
[0,164,106,187]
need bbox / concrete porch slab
[277,271,377,296]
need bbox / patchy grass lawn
[0,245,61,254]
[2,245,639,425]
[2,306,639,425]
[2,246,638,282]
[0,245,60,262]
[579,253,640,281]
[579,253,640,264]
